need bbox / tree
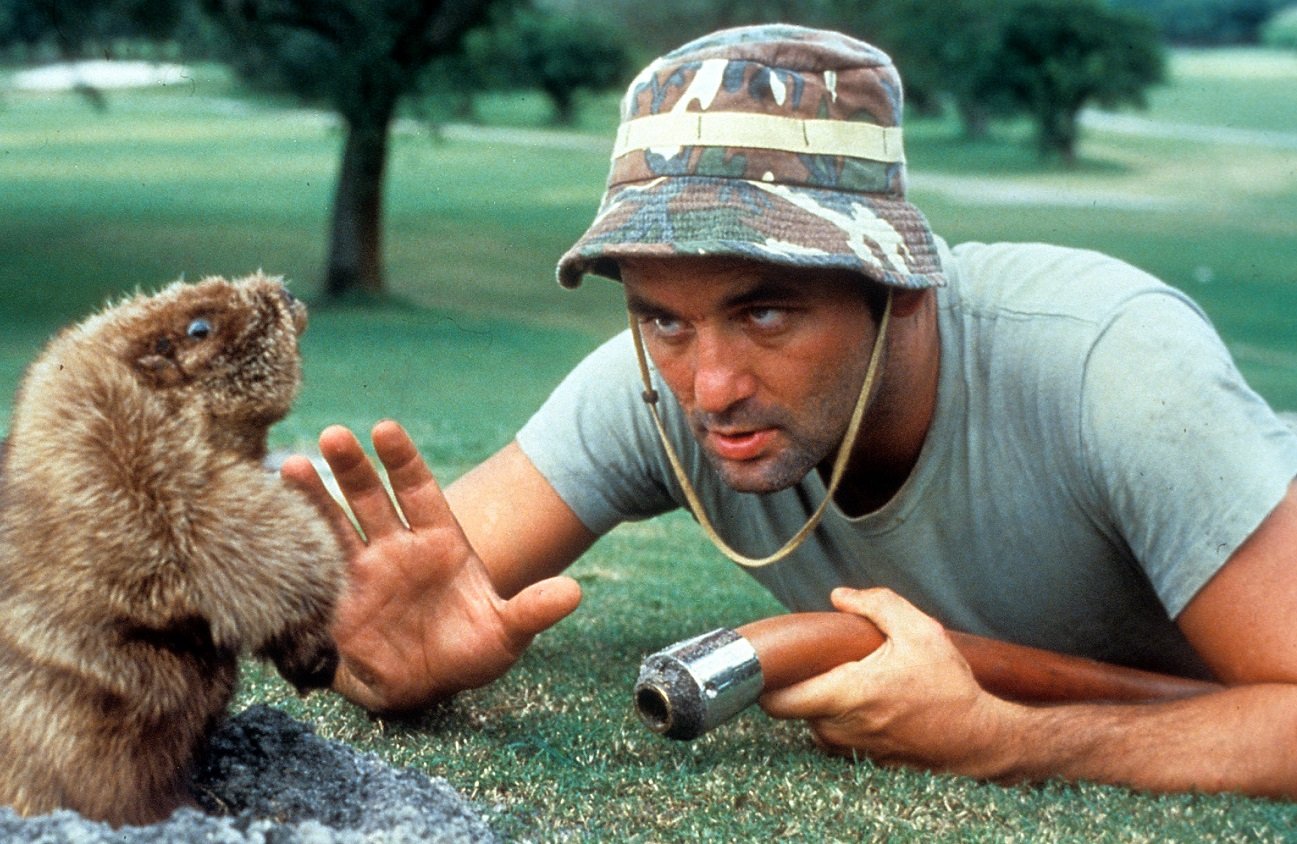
[1262,5,1297,49]
[202,0,515,299]
[0,0,191,54]
[829,0,1016,136]
[995,0,1165,164]
[473,7,631,125]
[0,0,196,107]
[590,0,838,55]
[1109,0,1289,45]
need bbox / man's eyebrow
[723,278,804,310]
[624,276,807,317]
[624,292,673,318]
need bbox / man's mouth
[706,428,777,462]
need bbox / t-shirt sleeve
[1080,291,1297,617]
[515,330,682,535]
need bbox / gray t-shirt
[517,239,1297,677]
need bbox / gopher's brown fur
[0,274,344,826]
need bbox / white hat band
[613,111,906,163]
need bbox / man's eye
[646,316,686,338]
[747,307,786,330]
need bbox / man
[282,25,1297,797]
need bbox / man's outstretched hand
[281,420,582,714]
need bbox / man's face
[622,257,879,494]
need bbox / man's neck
[823,298,941,518]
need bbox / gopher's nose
[280,286,308,335]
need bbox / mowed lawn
[2,48,1296,841]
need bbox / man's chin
[707,455,809,494]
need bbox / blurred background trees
[3,0,1291,298]
[464,5,631,126]
[0,0,197,106]
[1262,5,1297,48]
[1107,0,1291,45]
[197,0,517,300]
[0,0,193,57]
[995,1,1165,163]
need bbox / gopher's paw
[265,629,340,693]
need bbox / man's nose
[692,331,756,415]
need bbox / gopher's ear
[134,353,186,388]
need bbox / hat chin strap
[628,289,893,568]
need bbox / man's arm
[761,482,1297,798]
[446,439,600,599]
[282,421,594,713]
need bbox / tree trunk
[1037,102,1080,167]
[325,102,396,299]
[955,97,990,140]
[546,84,577,126]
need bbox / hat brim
[557,175,944,290]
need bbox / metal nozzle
[633,627,764,740]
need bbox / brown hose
[737,612,1220,703]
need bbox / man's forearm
[446,441,597,598]
[978,683,1297,799]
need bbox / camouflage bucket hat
[557,24,945,290]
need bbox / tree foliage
[1109,0,1289,45]
[588,0,838,55]
[1261,5,1297,49]
[201,0,515,299]
[825,0,1164,161]
[0,0,199,109]
[831,0,1017,135]
[996,0,1165,163]
[0,0,190,55]
[470,7,632,125]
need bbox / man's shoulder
[941,239,1187,325]
[554,329,643,392]
[933,238,1222,425]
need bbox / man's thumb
[502,575,582,638]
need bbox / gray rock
[0,705,497,843]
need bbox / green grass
[1149,48,1297,132]
[2,48,1296,840]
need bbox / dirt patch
[0,705,497,842]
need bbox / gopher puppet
[0,274,345,827]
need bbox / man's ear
[888,288,931,319]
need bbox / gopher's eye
[186,318,212,340]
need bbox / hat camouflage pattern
[557,24,945,290]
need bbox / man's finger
[763,589,923,721]
[369,419,455,531]
[318,424,407,540]
[831,586,942,643]
[760,660,869,720]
